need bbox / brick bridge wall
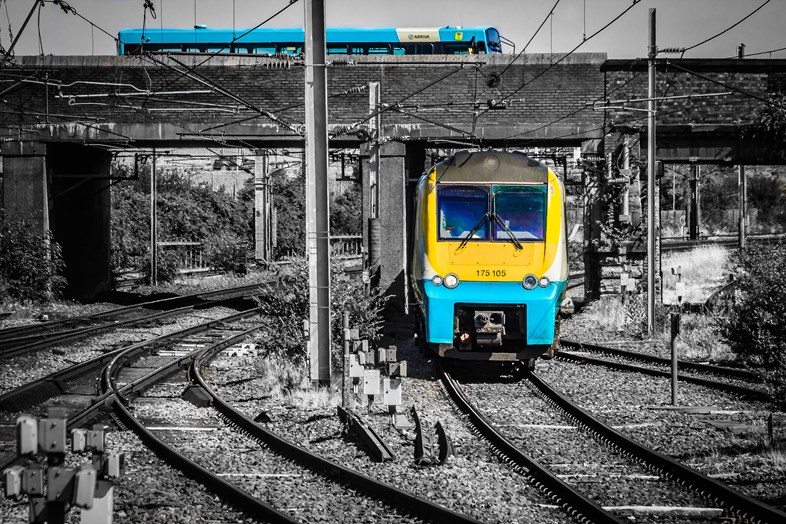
[2,53,607,145]
[2,53,785,301]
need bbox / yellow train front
[411,150,568,363]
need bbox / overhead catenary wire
[477,0,642,123]
[142,0,301,99]
[682,0,771,53]
[496,0,561,80]
[665,61,786,110]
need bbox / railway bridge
[0,53,784,304]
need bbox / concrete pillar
[47,144,112,300]
[1,142,49,235]
[361,142,408,312]
[405,144,426,312]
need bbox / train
[410,150,569,369]
[117,26,506,56]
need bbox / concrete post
[304,0,331,384]
[254,150,271,262]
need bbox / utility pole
[150,149,158,286]
[647,8,657,337]
[738,164,747,249]
[304,0,331,384]
[689,165,700,240]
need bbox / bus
[117,26,507,56]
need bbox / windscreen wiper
[491,213,523,250]
[456,212,490,251]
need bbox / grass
[252,351,339,409]
[662,245,730,304]
[577,244,739,363]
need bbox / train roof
[434,151,549,184]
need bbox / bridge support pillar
[47,144,112,300]
[361,141,407,314]
[1,142,50,235]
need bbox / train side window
[493,186,547,241]
[437,186,489,240]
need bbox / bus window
[252,46,277,55]
[444,44,471,55]
[486,28,502,53]
[368,44,392,54]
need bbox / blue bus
[117,26,506,55]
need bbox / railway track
[437,360,624,524]
[558,339,765,399]
[102,313,303,523]
[0,282,268,358]
[190,329,484,523]
[0,308,262,471]
[438,360,786,524]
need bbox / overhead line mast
[304,0,331,384]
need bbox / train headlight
[431,275,443,286]
[522,274,538,290]
[539,277,550,288]
[443,273,460,289]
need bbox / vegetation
[110,162,253,279]
[721,244,786,407]
[252,257,388,381]
[0,213,66,303]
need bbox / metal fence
[330,235,363,259]
[158,241,209,271]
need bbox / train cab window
[438,186,489,240]
[492,186,547,241]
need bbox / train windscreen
[492,186,547,241]
[438,186,489,240]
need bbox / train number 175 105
[476,269,507,277]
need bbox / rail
[526,370,786,524]
[436,360,623,524]
[193,340,484,524]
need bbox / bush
[203,232,245,272]
[139,248,180,285]
[110,162,253,274]
[0,213,66,303]
[720,243,786,406]
[253,257,389,377]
